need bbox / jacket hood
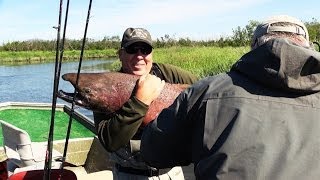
[232,38,320,93]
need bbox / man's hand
[135,74,165,105]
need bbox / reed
[153,46,249,78]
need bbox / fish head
[58,72,137,113]
[58,73,107,111]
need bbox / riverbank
[0,46,250,77]
[0,49,117,63]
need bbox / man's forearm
[96,96,149,151]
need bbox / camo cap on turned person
[121,27,153,48]
[252,15,309,44]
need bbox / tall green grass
[110,46,250,78]
[0,49,117,63]
[0,46,250,78]
[154,46,250,78]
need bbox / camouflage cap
[121,27,153,48]
[252,15,309,44]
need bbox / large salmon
[58,72,189,126]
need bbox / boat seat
[0,120,63,174]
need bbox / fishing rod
[46,0,93,178]
[59,0,93,177]
[44,0,70,179]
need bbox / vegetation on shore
[0,49,117,63]
[1,18,319,52]
[154,46,249,77]
[0,18,319,77]
[0,46,248,78]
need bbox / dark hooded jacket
[141,39,320,180]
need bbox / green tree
[305,18,320,42]
[231,20,260,46]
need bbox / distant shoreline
[0,49,117,63]
[0,46,249,77]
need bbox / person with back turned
[93,27,198,179]
[132,15,320,179]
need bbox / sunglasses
[124,45,152,55]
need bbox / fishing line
[46,0,93,179]
[44,0,70,179]
[53,0,92,179]
[58,0,93,178]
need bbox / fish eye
[84,88,91,93]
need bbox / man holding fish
[93,27,198,179]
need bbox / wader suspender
[151,64,165,81]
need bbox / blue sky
[0,0,319,44]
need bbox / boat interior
[0,102,114,179]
